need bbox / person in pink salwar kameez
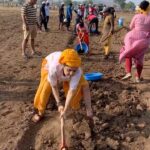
[119,1,150,83]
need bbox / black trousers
[40,17,47,30]
[89,18,99,33]
[46,16,49,29]
[46,16,49,24]
[66,18,71,29]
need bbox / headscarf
[59,49,81,67]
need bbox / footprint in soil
[20,65,27,69]
[1,110,13,116]
[0,102,7,107]
[7,65,12,69]
[13,69,20,73]
[30,65,36,69]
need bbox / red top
[87,14,96,21]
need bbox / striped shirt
[21,3,37,25]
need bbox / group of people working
[21,0,150,127]
[58,2,100,33]
[58,2,115,58]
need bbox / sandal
[31,51,42,56]
[31,113,43,123]
[122,73,132,80]
[135,76,141,83]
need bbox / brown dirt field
[0,7,150,150]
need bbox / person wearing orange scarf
[32,49,93,122]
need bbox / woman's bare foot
[31,114,43,123]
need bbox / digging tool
[79,40,83,53]
[77,31,85,53]
[78,36,84,53]
[60,115,68,150]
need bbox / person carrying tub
[32,49,93,122]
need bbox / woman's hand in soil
[58,105,64,113]
[60,109,66,118]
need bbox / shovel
[60,116,68,150]
[78,36,84,53]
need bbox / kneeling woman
[32,49,93,122]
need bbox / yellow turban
[59,49,81,67]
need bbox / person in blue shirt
[66,3,73,31]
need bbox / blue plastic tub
[75,42,89,54]
[84,72,103,81]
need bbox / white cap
[42,1,45,4]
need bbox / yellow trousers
[34,59,88,114]
[103,36,112,56]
